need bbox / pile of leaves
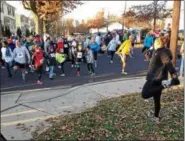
[33,89,184,140]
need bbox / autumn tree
[94,10,105,31]
[131,0,172,30]
[22,0,82,35]
[76,20,89,33]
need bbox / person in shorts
[13,39,31,82]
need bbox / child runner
[76,43,83,76]
[47,44,56,80]
[1,40,13,78]
[32,45,44,84]
[116,35,132,75]
[107,34,118,64]
[90,38,100,68]
[13,39,31,82]
[85,46,95,76]
[56,47,66,76]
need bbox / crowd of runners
[0,29,183,86]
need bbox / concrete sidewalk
[1,77,183,140]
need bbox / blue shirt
[90,42,100,52]
[144,35,154,48]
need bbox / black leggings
[36,66,43,81]
[60,62,65,74]
[93,52,98,60]
[110,51,115,61]
[87,63,94,73]
[6,62,12,77]
[142,80,163,117]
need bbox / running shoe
[88,71,91,74]
[91,73,95,76]
[60,74,65,77]
[71,64,74,68]
[162,80,171,88]
[37,80,43,85]
[121,71,128,75]
[58,65,61,69]
[25,70,28,74]
[151,116,161,124]
[162,78,180,88]
[1,66,5,69]
[110,60,113,64]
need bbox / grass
[32,88,184,140]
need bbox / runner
[130,30,137,58]
[116,35,132,75]
[70,38,77,67]
[85,45,95,76]
[107,33,118,64]
[32,44,44,84]
[142,37,180,123]
[90,38,100,68]
[1,40,13,78]
[76,42,83,76]
[142,31,154,61]
[13,39,31,82]
[56,45,66,77]
[46,43,56,80]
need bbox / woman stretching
[116,35,132,75]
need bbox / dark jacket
[146,47,176,82]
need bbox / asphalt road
[0,48,180,93]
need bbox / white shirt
[95,36,101,45]
[1,47,13,63]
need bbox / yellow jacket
[117,40,131,55]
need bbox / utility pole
[153,0,158,31]
[170,0,181,67]
[123,1,127,32]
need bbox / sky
[6,0,181,22]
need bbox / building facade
[16,14,36,36]
[0,1,16,33]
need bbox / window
[7,6,11,15]
[12,8,15,16]
[1,3,4,13]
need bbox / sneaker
[162,80,171,88]
[110,60,113,64]
[130,55,134,58]
[25,70,28,74]
[60,74,65,76]
[77,73,80,76]
[88,71,91,74]
[37,80,43,85]
[151,116,161,124]
[121,71,128,75]
[71,64,74,68]
[58,65,61,69]
[91,73,95,76]
[1,66,5,69]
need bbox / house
[16,14,36,36]
[0,1,16,33]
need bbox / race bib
[77,52,82,58]
[40,59,44,64]
[50,53,55,58]
[60,48,64,53]
[64,44,68,48]
[18,52,24,58]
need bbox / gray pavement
[1,76,146,140]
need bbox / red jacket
[33,49,44,68]
[56,41,64,53]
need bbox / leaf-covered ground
[33,88,184,140]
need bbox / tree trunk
[170,0,181,67]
